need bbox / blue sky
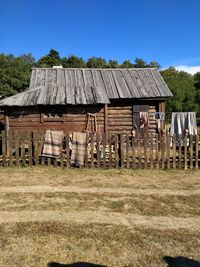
[0,0,200,73]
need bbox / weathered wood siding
[4,100,163,134]
[7,105,105,132]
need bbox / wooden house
[0,67,172,135]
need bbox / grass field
[0,167,200,267]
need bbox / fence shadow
[47,262,107,267]
[163,256,200,267]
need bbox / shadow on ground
[163,256,200,267]
[47,262,107,267]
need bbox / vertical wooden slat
[114,134,118,169]
[2,131,6,167]
[178,134,182,169]
[172,134,176,169]
[126,134,130,168]
[161,134,165,169]
[195,134,199,170]
[47,157,51,166]
[132,136,136,169]
[66,133,70,168]
[104,104,108,139]
[108,133,113,168]
[33,131,38,166]
[96,132,100,168]
[138,133,141,169]
[21,131,26,166]
[85,133,89,168]
[190,135,193,169]
[15,131,19,167]
[60,135,64,168]
[119,134,124,168]
[150,135,153,169]
[166,131,170,170]
[8,131,13,167]
[28,131,33,166]
[156,134,159,170]
[103,133,107,168]
[41,132,45,166]
[144,134,147,169]
[91,133,94,168]
[184,133,188,170]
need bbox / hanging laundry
[42,130,64,158]
[71,132,87,167]
[139,112,149,128]
[170,112,197,136]
[155,112,165,130]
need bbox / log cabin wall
[6,105,105,132]
[5,100,164,134]
[107,100,161,135]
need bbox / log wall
[3,100,163,134]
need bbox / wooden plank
[33,131,38,166]
[21,131,26,166]
[155,134,159,170]
[15,131,19,166]
[66,133,70,168]
[104,104,108,139]
[114,134,118,169]
[138,133,141,169]
[96,132,100,168]
[8,132,13,167]
[41,132,45,166]
[90,133,94,168]
[103,133,107,168]
[190,135,193,169]
[60,136,64,168]
[178,134,182,169]
[172,134,176,169]
[119,134,124,168]
[195,134,199,170]
[108,133,113,168]
[2,131,6,167]
[161,134,165,169]
[184,133,188,170]
[150,135,153,169]
[132,136,136,169]
[125,134,129,168]
[144,134,147,169]
[28,131,33,166]
[85,133,89,168]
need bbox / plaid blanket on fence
[71,132,87,167]
[42,130,64,158]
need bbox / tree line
[0,49,200,115]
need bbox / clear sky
[0,0,200,72]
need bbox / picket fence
[0,130,199,170]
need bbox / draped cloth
[42,130,64,158]
[170,112,197,136]
[71,132,87,167]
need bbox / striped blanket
[71,132,87,167]
[42,130,64,158]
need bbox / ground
[0,168,200,267]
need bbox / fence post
[195,134,199,170]
[184,133,188,170]
[189,135,193,169]
[172,134,176,169]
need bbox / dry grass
[0,167,200,267]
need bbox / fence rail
[0,130,200,169]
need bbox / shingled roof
[0,68,172,107]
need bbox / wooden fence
[0,130,199,169]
